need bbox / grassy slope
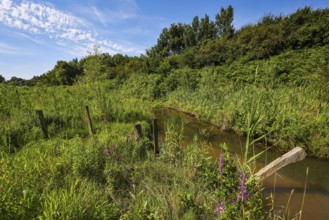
[162,45,329,158]
[0,85,265,219]
[1,46,328,157]
[1,45,327,219]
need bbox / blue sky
[0,0,328,80]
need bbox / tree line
[1,6,328,86]
[146,5,234,57]
[146,6,329,70]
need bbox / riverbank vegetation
[1,82,267,218]
[1,5,328,219]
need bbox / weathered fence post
[36,110,48,139]
[134,124,143,138]
[153,118,159,156]
[254,147,307,180]
[84,106,94,136]
[134,124,146,157]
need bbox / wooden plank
[255,147,307,180]
[84,106,94,136]
[36,110,48,139]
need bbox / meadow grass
[1,119,269,219]
[1,45,326,219]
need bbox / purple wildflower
[219,152,224,179]
[215,201,226,218]
[221,201,226,210]
[216,205,221,217]
[237,172,249,202]
[104,148,109,155]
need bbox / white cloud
[79,0,138,26]
[0,42,32,55]
[114,0,138,20]
[0,0,141,55]
[0,0,12,10]
[91,6,107,27]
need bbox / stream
[154,108,329,220]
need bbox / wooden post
[84,106,93,136]
[153,118,159,155]
[255,147,307,180]
[134,124,143,138]
[36,110,48,139]
[134,124,145,157]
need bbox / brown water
[154,108,329,220]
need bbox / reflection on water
[154,108,329,220]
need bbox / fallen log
[254,147,307,180]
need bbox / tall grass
[166,79,329,158]
[1,44,327,219]
[0,112,267,219]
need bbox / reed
[298,167,309,220]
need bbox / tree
[81,55,109,82]
[157,28,170,56]
[146,28,170,59]
[148,24,187,57]
[7,76,27,86]
[198,14,217,42]
[183,25,197,47]
[112,53,128,66]
[45,59,83,85]
[191,16,200,43]
[216,5,235,38]
[192,16,200,33]
[168,23,186,54]
[0,74,5,83]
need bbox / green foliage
[0,138,119,219]
[29,52,143,86]
[0,87,266,219]
[146,9,222,63]
[7,76,29,86]
[6,6,329,85]
[1,5,329,220]
[44,59,83,85]
[162,121,185,162]
[198,14,217,42]
[70,137,106,179]
[147,6,329,70]
[215,5,235,38]
[40,177,117,219]
[0,79,153,154]
[162,45,329,158]
[0,74,6,83]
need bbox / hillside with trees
[2,6,329,157]
[1,5,329,219]
[2,6,324,87]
